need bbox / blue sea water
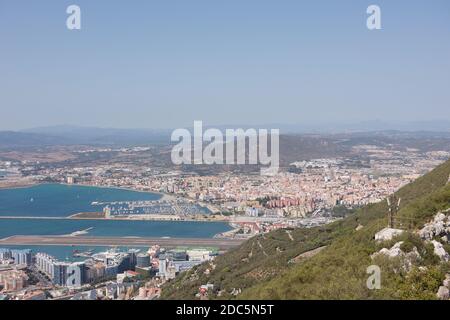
[0,218,230,239]
[0,183,160,217]
[0,184,231,258]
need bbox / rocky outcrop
[416,212,450,262]
[374,228,404,242]
[371,242,420,271]
[437,286,449,300]
[419,211,450,241]
[444,275,450,288]
[437,274,450,300]
[372,242,405,259]
[431,240,450,262]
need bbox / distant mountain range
[0,131,73,148]
[0,121,449,149]
[0,126,172,148]
[201,120,450,134]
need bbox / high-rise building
[18,249,32,266]
[158,257,167,277]
[35,253,86,287]
[53,262,68,286]
[66,262,86,287]
[0,248,12,261]
[0,249,33,266]
[136,253,150,268]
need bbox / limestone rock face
[443,274,450,288]
[372,242,404,259]
[419,212,450,241]
[372,241,419,259]
[437,286,449,300]
[371,241,422,272]
[375,228,404,242]
[435,213,446,223]
[431,240,450,262]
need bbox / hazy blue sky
[0,0,449,130]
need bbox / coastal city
[1,136,450,299]
[1,0,450,310]
[1,143,448,228]
[1,0,450,309]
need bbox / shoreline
[54,182,170,201]
[0,181,37,190]
[0,181,171,201]
[0,182,226,223]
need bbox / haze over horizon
[15,119,450,135]
[1,0,450,130]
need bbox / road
[0,235,245,249]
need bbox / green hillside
[161,159,450,300]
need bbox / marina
[0,184,233,260]
[0,183,161,217]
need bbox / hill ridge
[161,159,450,300]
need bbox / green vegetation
[331,205,357,218]
[161,160,450,300]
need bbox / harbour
[0,184,235,260]
[0,183,162,217]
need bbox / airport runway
[0,235,245,249]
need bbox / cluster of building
[35,246,216,288]
[1,145,447,241]
[150,149,449,219]
[1,144,449,238]
[0,266,28,292]
[0,246,217,300]
[0,249,35,294]
[0,249,32,266]
[2,146,448,220]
